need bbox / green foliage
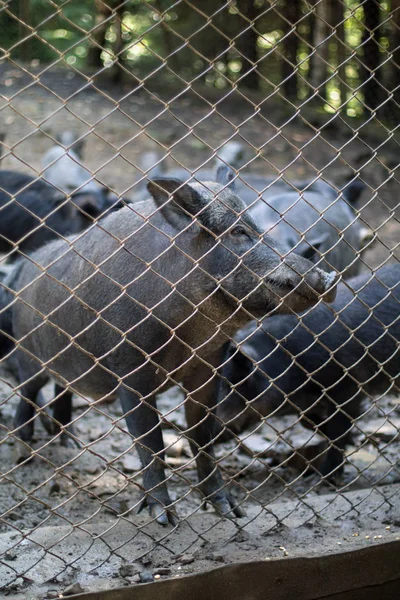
[0,0,395,119]
[0,0,94,65]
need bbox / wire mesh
[0,0,399,596]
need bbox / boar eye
[231,225,248,237]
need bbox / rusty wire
[0,0,399,594]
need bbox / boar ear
[296,232,330,263]
[72,193,101,219]
[216,165,236,190]
[342,179,365,207]
[148,178,206,227]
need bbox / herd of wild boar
[0,133,398,525]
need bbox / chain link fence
[0,0,399,596]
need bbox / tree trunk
[309,0,331,102]
[235,0,260,90]
[281,0,301,100]
[19,0,31,62]
[330,0,347,109]
[390,0,400,109]
[361,0,382,110]
[87,1,114,69]
[154,0,181,74]
[182,0,229,84]
[304,2,316,90]
[111,4,124,83]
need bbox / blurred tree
[330,0,347,109]
[87,1,115,68]
[309,0,330,101]
[303,1,316,92]
[154,0,181,74]
[235,0,261,90]
[189,0,230,83]
[361,0,382,110]
[111,3,125,82]
[390,0,400,109]
[281,0,301,99]
[0,0,396,119]
[19,0,31,62]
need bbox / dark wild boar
[0,170,122,259]
[217,264,400,478]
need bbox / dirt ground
[0,63,400,598]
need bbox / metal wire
[0,0,399,594]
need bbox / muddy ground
[0,63,399,598]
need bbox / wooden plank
[67,540,400,600]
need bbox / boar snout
[301,268,338,303]
[267,252,338,313]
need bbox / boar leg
[119,385,176,526]
[31,385,79,448]
[52,384,79,448]
[319,409,353,480]
[184,364,245,519]
[14,367,49,462]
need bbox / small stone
[88,427,107,443]
[45,592,59,599]
[120,454,141,474]
[234,531,249,543]
[7,576,24,590]
[127,574,140,584]
[179,554,194,565]
[139,571,154,583]
[49,482,61,495]
[86,465,100,475]
[163,432,190,458]
[155,567,171,575]
[362,418,400,443]
[63,582,84,596]
[4,550,17,561]
[238,433,269,456]
[119,563,136,578]
[211,552,224,562]
[154,574,161,580]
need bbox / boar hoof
[150,503,178,527]
[139,496,178,526]
[320,461,345,484]
[59,430,81,449]
[209,491,245,519]
[38,408,55,435]
[16,442,34,465]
